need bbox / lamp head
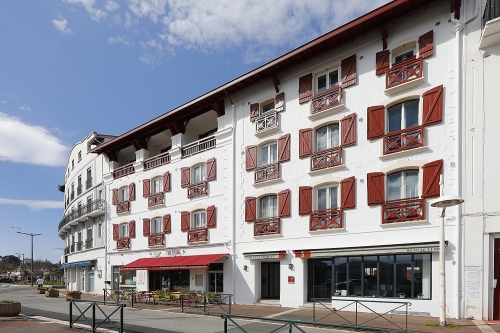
[431,194,464,208]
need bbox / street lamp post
[17,232,42,287]
[431,175,464,327]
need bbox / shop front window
[112,266,136,289]
[308,259,332,300]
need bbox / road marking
[264,308,300,318]
[31,316,120,333]
[473,320,497,333]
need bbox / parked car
[0,277,13,283]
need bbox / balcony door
[261,262,280,299]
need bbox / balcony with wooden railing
[181,136,216,158]
[383,126,424,155]
[148,233,165,247]
[188,228,208,243]
[310,208,343,231]
[254,163,279,184]
[386,56,422,89]
[187,181,208,198]
[116,201,130,214]
[113,162,135,179]
[310,147,342,172]
[311,86,342,115]
[144,152,171,171]
[117,237,130,250]
[255,111,278,135]
[148,192,164,207]
[254,217,280,236]
[382,197,424,224]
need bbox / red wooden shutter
[299,186,313,215]
[419,30,434,59]
[143,218,150,236]
[245,146,257,171]
[275,92,285,112]
[129,220,136,238]
[206,205,216,228]
[245,197,256,222]
[340,113,357,147]
[206,158,216,181]
[181,211,190,232]
[422,159,443,198]
[299,128,313,158]
[367,172,385,206]
[340,177,356,209]
[367,106,385,140]
[298,73,312,104]
[376,50,390,76]
[112,189,118,205]
[181,167,190,188]
[163,172,170,192]
[112,224,118,240]
[422,85,443,126]
[341,54,357,88]
[143,179,150,197]
[278,134,291,163]
[163,214,171,234]
[278,189,291,218]
[129,183,135,201]
[250,103,259,122]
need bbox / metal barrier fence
[69,299,125,333]
[103,288,134,307]
[180,292,232,314]
[221,314,389,333]
[311,298,411,333]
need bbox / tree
[2,255,20,267]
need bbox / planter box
[66,294,81,301]
[37,289,47,294]
[0,302,21,316]
[45,290,59,298]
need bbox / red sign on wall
[288,276,295,284]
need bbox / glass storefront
[308,253,432,300]
[149,270,190,291]
[113,266,137,289]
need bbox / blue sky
[0,0,388,263]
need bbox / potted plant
[0,300,21,316]
[45,288,59,298]
[37,287,47,294]
[418,293,424,299]
[399,292,405,298]
[66,290,82,301]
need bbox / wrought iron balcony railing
[85,239,93,249]
[148,192,164,207]
[310,208,343,231]
[77,185,82,196]
[70,244,75,253]
[382,197,424,224]
[58,199,105,233]
[188,227,208,243]
[148,233,165,247]
[117,237,130,250]
[254,217,280,236]
[113,162,135,180]
[181,136,216,158]
[311,86,342,115]
[187,181,208,198]
[86,178,92,190]
[76,242,83,251]
[71,192,75,200]
[144,152,171,171]
[483,0,500,29]
[383,126,424,155]
[255,111,278,134]
[386,56,422,89]
[116,201,130,214]
[254,163,279,184]
[310,147,342,171]
[65,247,70,255]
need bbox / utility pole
[17,232,42,287]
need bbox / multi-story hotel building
[63,0,500,320]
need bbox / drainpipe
[231,102,237,303]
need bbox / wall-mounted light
[288,264,294,270]
[243,265,248,271]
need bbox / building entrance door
[261,262,280,299]
[494,239,500,319]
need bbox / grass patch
[425,322,461,329]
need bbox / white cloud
[105,0,120,12]
[19,105,31,111]
[0,198,63,211]
[0,100,6,103]
[52,14,73,35]
[63,0,108,21]
[126,0,167,23]
[108,36,134,47]
[0,112,69,167]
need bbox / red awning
[119,253,227,271]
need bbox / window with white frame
[387,100,419,134]
[387,170,419,201]
[316,185,339,210]
[316,68,339,93]
[316,124,339,152]
[260,195,277,218]
[78,151,82,162]
[394,49,414,64]
[260,142,277,166]
[391,41,416,65]
[261,99,275,115]
[87,227,92,240]
[192,210,206,229]
[151,177,163,194]
[119,223,129,238]
[119,186,129,202]
[151,217,163,234]
[192,164,206,183]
